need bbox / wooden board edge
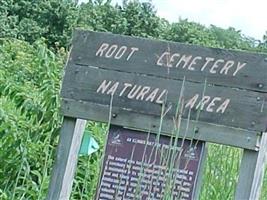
[61,99,262,150]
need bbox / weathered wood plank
[60,99,261,150]
[61,64,267,132]
[193,143,208,200]
[69,30,267,92]
[46,117,86,200]
[235,132,267,200]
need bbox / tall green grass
[200,145,242,200]
[0,38,266,199]
[0,39,62,199]
[262,168,267,199]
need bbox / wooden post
[235,132,267,200]
[46,117,86,200]
[193,142,208,200]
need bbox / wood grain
[46,117,86,200]
[69,30,267,92]
[235,132,267,200]
[61,64,267,132]
[60,99,261,150]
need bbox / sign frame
[46,30,267,200]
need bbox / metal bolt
[152,125,156,128]
[82,31,88,38]
[75,69,79,74]
[258,83,264,88]
[256,97,261,101]
[247,137,251,142]
[194,127,199,134]
[112,113,117,118]
[251,121,256,127]
[264,57,267,62]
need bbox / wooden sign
[95,126,205,200]
[46,30,267,200]
[61,30,267,149]
[69,30,267,93]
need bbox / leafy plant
[0,0,267,199]
[0,0,78,48]
[0,39,63,199]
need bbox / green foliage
[119,0,165,38]
[200,145,242,200]
[71,122,107,200]
[0,0,267,199]
[0,38,107,199]
[1,0,266,51]
[0,39,63,199]
[163,18,265,52]
[77,0,166,38]
[0,0,78,48]
[163,19,219,47]
[77,0,127,32]
[209,25,258,51]
[257,31,267,53]
[261,168,267,199]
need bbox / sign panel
[62,64,267,132]
[60,30,267,148]
[69,30,267,92]
[95,126,204,200]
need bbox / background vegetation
[0,0,266,199]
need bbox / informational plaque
[95,126,204,200]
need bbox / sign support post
[46,117,86,200]
[193,143,208,199]
[235,132,267,200]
